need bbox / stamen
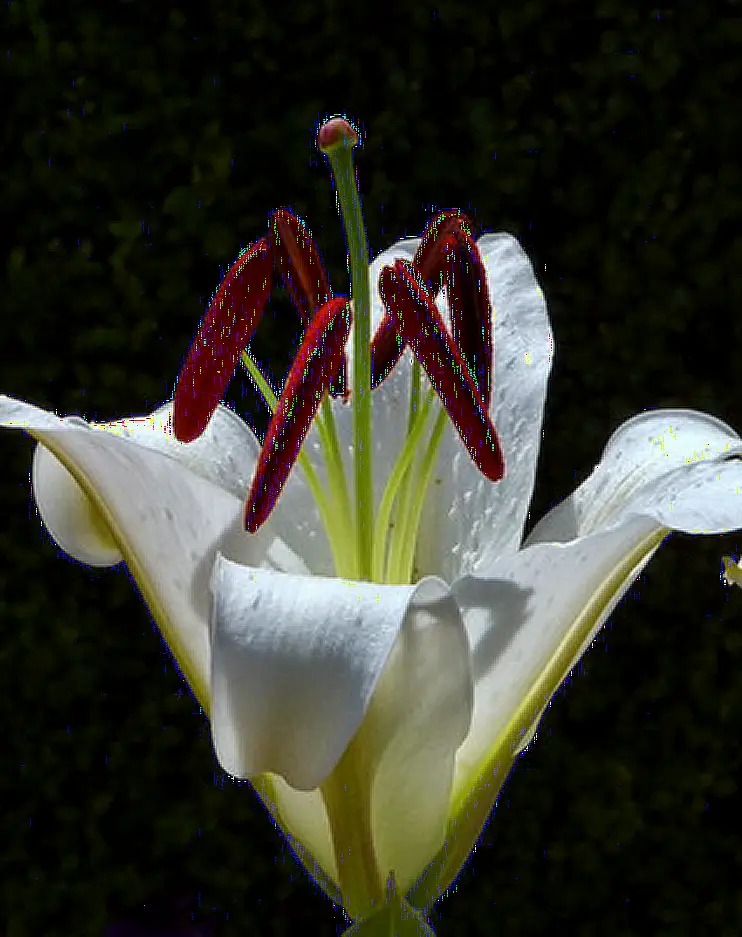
[173,238,272,443]
[269,208,346,396]
[268,208,333,328]
[244,297,353,532]
[371,211,492,410]
[378,259,504,483]
[444,222,493,410]
[414,210,472,289]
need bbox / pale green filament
[240,350,355,577]
[371,363,435,582]
[323,138,373,580]
[315,395,357,576]
[397,403,448,583]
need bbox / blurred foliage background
[1,0,741,934]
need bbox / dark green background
[1,1,741,934]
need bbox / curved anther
[269,208,346,397]
[269,208,333,328]
[245,297,353,532]
[378,259,504,483]
[414,209,473,290]
[372,211,492,410]
[442,221,493,410]
[173,238,272,444]
[370,212,469,388]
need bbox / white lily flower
[3,119,742,930]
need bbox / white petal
[28,401,261,567]
[209,559,471,906]
[526,408,742,545]
[209,557,419,790]
[363,576,472,898]
[103,400,337,581]
[96,401,261,501]
[415,233,554,581]
[0,395,274,706]
[32,423,122,566]
[253,774,341,897]
[410,514,665,908]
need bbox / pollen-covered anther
[173,238,272,444]
[269,209,333,328]
[269,208,346,397]
[244,297,353,531]
[372,210,492,410]
[378,259,504,483]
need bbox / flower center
[172,117,504,585]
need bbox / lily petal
[208,559,471,911]
[359,575,472,900]
[0,395,271,707]
[208,556,421,790]
[415,233,554,581]
[412,408,742,908]
[410,515,665,909]
[526,408,742,545]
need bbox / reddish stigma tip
[318,117,360,153]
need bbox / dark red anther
[269,208,346,398]
[371,211,492,410]
[414,210,473,290]
[173,238,272,444]
[371,212,470,387]
[244,296,353,532]
[378,259,504,483]
[269,208,333,329]
[440,221,493,411]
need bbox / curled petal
[245,297,352,531]
[209,559,472,910]
[174,239,272,443]
[378,260,504,483]
[0,395,263,710]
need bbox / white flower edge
[0,395,270,706]
[409,407,742,907]
[0,393,347,901]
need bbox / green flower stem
[323,138,373,580]
[240,351,352,576]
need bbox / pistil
[318,117,374,580]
